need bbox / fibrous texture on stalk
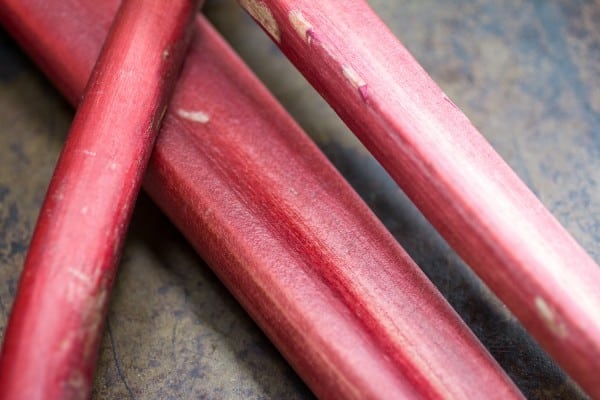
[237,0,600,396]
[0,1,199,398]
[0,0,523,399]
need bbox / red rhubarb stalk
[0,1,523,398]
[0,1,198,398]
[237,0,600,396]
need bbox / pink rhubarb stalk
[0,0,199,398]
[237,0,600,397]
[0,0,523,398]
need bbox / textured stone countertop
[0,0,598,398]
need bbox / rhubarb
[237,0,600,397]
[0,0,523,398]
[0,1,199,398]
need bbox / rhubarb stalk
[237,0,600,396]
[0,1,199,398]
[0,0,523,398]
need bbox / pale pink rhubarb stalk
[0,0,523,399]
[0,1,199,398]
[236,0,600,397]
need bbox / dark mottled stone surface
[0,0,598,398]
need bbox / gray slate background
[0,0,598,398]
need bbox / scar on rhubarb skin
[153,105,168,131]
[442,92,461,111]
[62,286,109,398]
[286,11,369,102]
[289,10,313,44]
[535,296,568,338]
[342,65,369,102]
[239,0,281,43]
[177,109,210,124]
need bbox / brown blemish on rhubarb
[295,24,370,104]
[288,10,312,44]
[239,0,281,43]
[342,66,369,102]
[153,105,168,130]
[65,286,108,400]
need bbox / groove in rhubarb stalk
[0,1,199,398]
[237,0,600,397]
[0,1,523,398]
